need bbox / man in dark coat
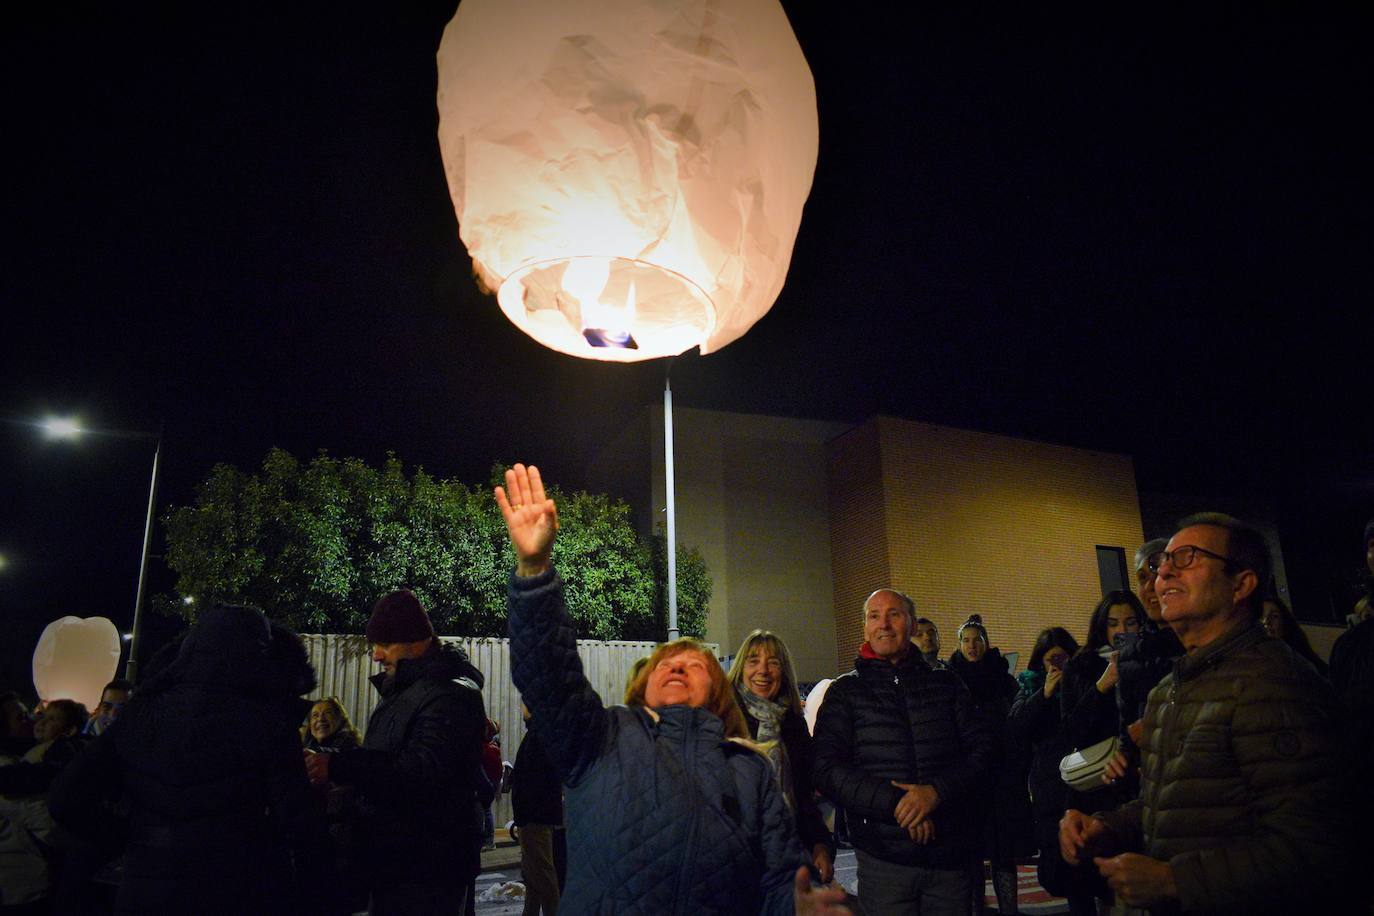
[1060,513,1354,915]
[307,589,487,916]
[813,587,994,915]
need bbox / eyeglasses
[1146,545,1235,574]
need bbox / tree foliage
[159,450,709,640]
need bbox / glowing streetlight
[41,416,83,440]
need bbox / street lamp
[36,417,163,684]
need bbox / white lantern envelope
[437,0,818,361]
[32,616,121,711]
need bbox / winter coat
[510,727,562,828]
[509,568,804,915]
[947,649,1034,861]
[48,604,333,916]
[1055,650,1124,813]
[1096,621,1353,915]
[736,689,835,861]
[330,641,487,887]
[1115,621,1184,755]
[811,646,995,869]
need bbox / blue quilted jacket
[509,568,806,915]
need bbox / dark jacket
[1115,621,1184,755]
[511,727,562,828]
[736,689,835,860]
[812,646,995,868]
[330,642,487,886]
[947,649,1034,860]
[1056,650,1124,813]
[1097,621,1353,915]
[48,605,332,916]
[509,568,803,915]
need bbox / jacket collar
[1174,617,1265,682]
[856,643,926,672]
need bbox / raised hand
[494,463,558,576]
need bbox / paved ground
[474,839,1071,914]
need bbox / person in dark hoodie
[48,603,333,915]
[306,589,487,916]
[947,615,1032,915]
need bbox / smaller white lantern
[32,616,121,711]
[437,0,818,361]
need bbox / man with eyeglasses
[1058,513,1351,915]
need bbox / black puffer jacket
[330,642,487,886]
[49,605,333,916]
[812,647,994,868]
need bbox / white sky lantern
[32,616,121,711]
[437,0,818,361]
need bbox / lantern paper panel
[437,0,818,361]
[32,616,121,711]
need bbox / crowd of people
[1,463,1370,916]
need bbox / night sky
[4,4,1370,691]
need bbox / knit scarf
[738,689,796,814]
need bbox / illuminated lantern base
[499,256,715,361]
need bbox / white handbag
[1058,736,1119,791]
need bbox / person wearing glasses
[1059,513,1351,915]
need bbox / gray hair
[864,588,916,619]
[1134,538,1169,572]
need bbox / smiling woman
[497,463,850,915]
[727,630,838,885]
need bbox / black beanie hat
[366,589,435,644]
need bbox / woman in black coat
[1010,592,1142,916]
[727,628,837,885]
[50,604,334,915]
[947,615,1033,915]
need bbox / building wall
[641,407,850,683]
[828,417,1146,671]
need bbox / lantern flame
[562,258,638,349]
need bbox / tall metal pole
[664,369,678,641]
[125,430,163,684]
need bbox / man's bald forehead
[864,588,915,617]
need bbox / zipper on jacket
[671,713,700,916]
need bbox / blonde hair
[726,629,803,717]
[623,638,749,740]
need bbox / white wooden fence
[300,634,718,828]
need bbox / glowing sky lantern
[436,0,818,361]
[32,616,121,711]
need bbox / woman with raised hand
[497,463,850,916]
[727,630,836,886]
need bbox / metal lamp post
[39,417,163,684]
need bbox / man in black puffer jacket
[308,589,488,915]
[813,588,994,915]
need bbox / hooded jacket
[812,644,994,868]
[49,605,332,915]
[330,641,487,885]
